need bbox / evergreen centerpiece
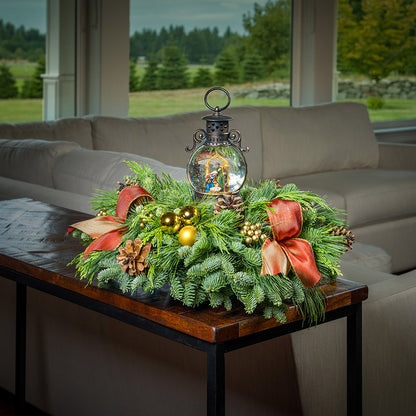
[68,89,354,324]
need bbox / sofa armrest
[378,142,416,170]
[291,264,416,416]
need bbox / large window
[128,0,292,117]
[336,0,416,123]
[0,0,46,122]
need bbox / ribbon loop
[261,198,321,287]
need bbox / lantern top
[202,87,233,122]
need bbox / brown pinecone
[117,177,140,194]
[116,239,151,276]
[330,226,355,250]
[214,192,244,217]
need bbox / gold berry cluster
[96,209,107,217]
[139,212,154,228]
[240,221,267,244]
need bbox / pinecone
[116,239,151,276]
[117,177,140,194]
[330,226,355,250]
[214,192,244,217]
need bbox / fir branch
[90,189,118,215]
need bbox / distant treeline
[130,25,240,64]
[0,20,45,61]
[0,19,240,65]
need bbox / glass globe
[187,144,247,196]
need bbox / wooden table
[0,198,368,416]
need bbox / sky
[0,0,268,35]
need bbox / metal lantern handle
[204,87,231,112]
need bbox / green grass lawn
[128,88,289,117]
[343,98,416,122]
[0,99,43,122]
[0,89,414,124]
[6,62,37,89]
[7,62,36,78]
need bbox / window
[128,0,292,117]
[337,0,416,124]
[0,0,46,122]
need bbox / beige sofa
[0,102,416,415]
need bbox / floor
[0,388,48,416]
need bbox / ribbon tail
[82,228,125,259]
[280,238,321,287]
[260,238,290,276]
[68,216,125,239]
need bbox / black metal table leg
[347,303,362,416]
[207,343,225,416]
[15,282,27,415]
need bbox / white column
[43,0,76,120]
[291,0,338,106]
[76,0,130,117]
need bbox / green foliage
[215,49,240,85]
[367,95,385,109]
[139,59,159,91]
[69,162,350,325]
[192,67,213,88]
[338,0,416,82]
[0,64,18,98]
[157,46,189,90]
[0,20,45,61]
[243,0,291,76]
[130,25,240,65]
[242,52,265,83]
[129,59,140,92]
[19,56,44,98]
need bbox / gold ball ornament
[179,205,200,225]
[159,212,182,234]
[245,236,253,244]
[178,225,198,246]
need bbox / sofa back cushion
[0,139,81,187]
[90,106,263,181]
[0,117,94,149]
[52,148,187,197]
[259,102,379,179]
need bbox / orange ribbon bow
[68,186,153,259]
[261,198,321,287]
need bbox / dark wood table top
[0,198,368,343]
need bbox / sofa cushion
[342,242,392,274]
[282,169,416,228]
[353,216,416,274]
[0,177,93,214]
[52,148,187,197]
[90,106,263,181]
[0,118,93,149]
[260,102,379,178]
[0,139,81,187]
